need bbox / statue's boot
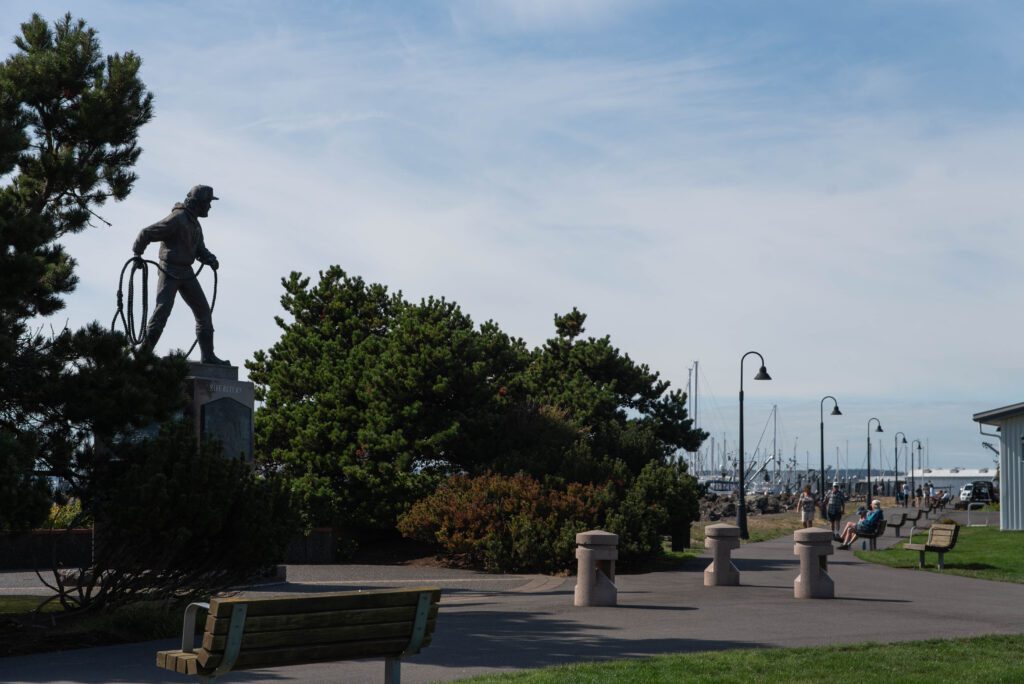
[198,330,231,366]
[137,322,165,356]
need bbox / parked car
[960,480,998,504]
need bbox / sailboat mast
[772,404,777,484]
[693,360,698,437]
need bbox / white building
[972,402,1024,531]
[907,467,997,497]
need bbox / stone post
[793,528,834,599]
[574,530,618,607]
[703,523,741,586]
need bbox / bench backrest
[926,523,959,549]
[886,512,907,526]
[196,586,441,674]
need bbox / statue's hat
[187,185,219,201]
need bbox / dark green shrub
[605,461,699,558]
[49,422,299,612]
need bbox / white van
[959,483,973,502]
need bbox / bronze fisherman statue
[132,185,230,365]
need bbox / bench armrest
[403,591,434,656]
[181,602,210,653]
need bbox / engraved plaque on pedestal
[186,362,254,463]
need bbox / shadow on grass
[948,563,997,571]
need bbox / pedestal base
[186,362,254,462]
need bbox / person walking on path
[838,499,883,549]
[824,482,846,537]
[797,484,816,529]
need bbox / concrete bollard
[574,530,618,607]
[703,523,741,586]
[793,528,834,599]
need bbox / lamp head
[830,405,842,416]
[875,423,884,433]
[754,366,771,381]
[901,436,908,444]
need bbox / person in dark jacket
[132,185,229,365]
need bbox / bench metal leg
[937,552,945,571]
[918,551,925,568]
[385,657,400,684]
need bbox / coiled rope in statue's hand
[111,255,218,357]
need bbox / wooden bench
[857,518,887,550]
[157,586,441,683]
[904,523,959,570]
[885,511,908,537]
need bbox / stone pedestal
[793,528,834,599]
[703,523,741,586]
[186,362,254,463]
[574,530,618,607]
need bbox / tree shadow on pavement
[417,608,768,672]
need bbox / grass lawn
[457,634,1024,683]
[854,526,1024,583]
[0,595,196,657]
[690,511,805,548]
[637,511,807,571]
[0,595,63,615]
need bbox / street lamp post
[911,439,923,505]
[820,396,841,510]
[893,432,907,500]
[866,418,883,498]
[738,351,771,540]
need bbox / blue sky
[4,1,1022,469]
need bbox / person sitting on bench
[838,499,883,549]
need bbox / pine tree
[250,270,710,543]
[0,14,185,531]
[521,310,708,479]
[247,267,529,538]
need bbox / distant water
[698,469,900,479]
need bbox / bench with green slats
[156,586,441,683]
[904,523,959,570]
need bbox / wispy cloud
[446,0,645,34]
[7,0,1023,465]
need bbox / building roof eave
[973,401,1024,424]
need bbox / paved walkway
[3,509,1019,683]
